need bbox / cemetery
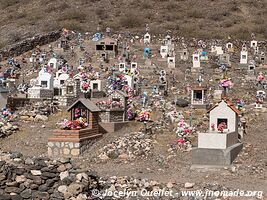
[0,20,266,200]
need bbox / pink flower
[177,138,186,144]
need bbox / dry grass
[0,0,266,47]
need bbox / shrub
[0,0,19,9]
[60,10,87,22]
[187,9,204,19]
[120,12,144,28]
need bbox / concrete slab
[192,143,243,167]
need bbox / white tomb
[192,53,200,68]
[54,69,70,89]
[48,58,59,69]
[90,80,106,91]
[180,49,189,61]
[167,57,175,68]
[215,46,224,55]
[28,68,54,99]
[160,46,168,58]
[192,99,242,167]
[240,50,248,64]
[37,68,54,90]
[124,75,134,89]
[144,33,151,44]
[130,62,138,73]
[250,40,258,49]
[226,42,233,50]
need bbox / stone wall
[0,31,61,60]
[48,128,102,158]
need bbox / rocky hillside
[0,0,266,48]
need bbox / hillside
[0,0,266,48]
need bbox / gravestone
[240,49,248,64]
[192,53,200,68]
[192,99,243,167]
[144,33,151,44]
[168,56,175,68]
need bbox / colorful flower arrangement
[1,108,16,121]
[219,78,232,88]
[57,117,88,130]
[171,119,192,150]
[137,110,151,122]
[96,100,123,109]
[80,80,90,93]
[175,119,191,139]
[217,122,227,133]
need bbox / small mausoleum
[192,98,243,167]
[48,98,102,157]
[191,85,208,109]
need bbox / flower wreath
[80,80,90,93]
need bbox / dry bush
[187,9,204,19]
[0,0,19,9]
[60,21,84,32]
[95,7,108,20]
[120,12,144,28]
[60,10,87,22]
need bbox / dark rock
[45,179,56,188]
[0,195,11,200]
[29,184,38,190]
[4,187,21,194]
[32,191,49,200]
[172,98,189,107]
[10,195,22,200]
[60,177,73,186]
[20,189,32,199]
[0,161,5,168]
[50,192,64,200]
[14,168,26,175]
[34,159,47,167]
[38,185,48,192]
[10,152,23,159]
[41,172,57,179]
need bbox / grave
[48,58,59,70]
[95,37,118,57]
[240,46,248,65]
[144,33,151,44]
[219,53,231,67]
[28,68,54,99]
[167,56,176,68]
[191,85,208,109]
[192,99,243,167]
[255,90,265,109]
[250,40,257,49]
[225,42,234,53]
[90,79,107,98]
[94,90,129,133]
[192,53,200,68]
[180,49,189,61]
[58,78,80,106]
[160,46,168,58]
[214,46,224,55]
[48,98,102,157]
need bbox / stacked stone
[98,132,154,160]
[0,123,19,139]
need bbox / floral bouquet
[175,119,191,139]
[137,110,151,122]
[57,117,88,130]
[219,79,232,88]
[80,81,90,93]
